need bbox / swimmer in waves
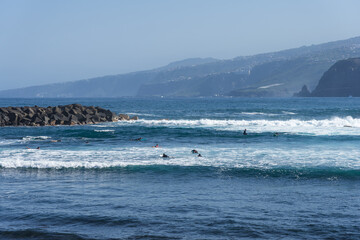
[131,137,143,141]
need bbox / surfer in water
[132,137,142,141]
[197,154,202,157]
[191,149,198,154]
[153,144,160,148]
[26,147,41,149]
[243,129,248,135]
[162,153,169,158]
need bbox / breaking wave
[117,116,360,135]
[94,129,115,133]
[1,145,359,170]
[21,136,52,141]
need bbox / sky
[1,0,360,91]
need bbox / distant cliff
[311,58,360,97]
[295,58,360,97]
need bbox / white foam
[241,112,280,116]
[240,111,296,116]
[116,116,360,136]
[282,111,297,115]
[94,129,115,133]
[1,145,359,169]
[0,139,20,146]
[22,136,52,141]
[126,112,157,117]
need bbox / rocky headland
[0,104,137,127]
[295,58,360,97]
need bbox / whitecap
[22,136,52,141]
[1,145,359,169]
[0,139,20,146]
[116,116,360,136]
[94,129,115,133]
[126,112,157,117]
[240,112,280,116]
[282,111,297,115]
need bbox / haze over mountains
[1,36,360,98]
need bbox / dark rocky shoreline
[0,104,137,127]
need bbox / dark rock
[20,117,32,125]
[111,112,119,121]
[8,112,19,123]
[52,106,61,114]
[84,108,94,115]
[44,116,50,125]
[0,103,138,127]
[69,109,79,115]
[2,115,10,123]
[70,115,79,124]
[92,115,101,123]
[294,85,311,97]
[55,120,64,125]
[32,116,43,124]
[75,113,86,122]
[0,107,9,114]
[97,112,107,119]
[119,114,130,120]
[53,113,66,121]
[24,107,35,116]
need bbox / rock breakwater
[0,104,136,126]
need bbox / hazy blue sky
[1,0,360,90]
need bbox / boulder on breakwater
[0,103,137,127]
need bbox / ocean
[1,97,360,239]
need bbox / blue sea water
[1,97,360,239]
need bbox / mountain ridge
[1,36,360,98]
